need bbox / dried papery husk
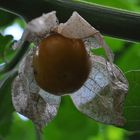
[83,37,101,51]
[55,11,113,62]
[21,11,59,46]
[56,11,97,39]
[71,55,128,126]
[12,50,61,130]
[11,11,128,129]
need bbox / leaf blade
[0,72,17,136]
[123,70,140,131]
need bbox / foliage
[0,0,140,140]
[0,72,16,137]
[124,70,140,131]
[0,10,16,30]
[0,34,14,64]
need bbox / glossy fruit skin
[33,33,91,95]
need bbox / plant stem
[0,0,140,42]
[34,125,42,140]
[0,41,29,74]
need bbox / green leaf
[0,34,13,52]
[43,96,99,140]
[78,0,138,11]
[14,18,26,29]
[0,72,17,137]
[5,113,36,140]
[123,70,140,131]
[0,34,15,64]
[104,36,124,52]
[0,10,16,30]
[117,43,140,72]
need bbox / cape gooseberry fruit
[33,33,91,95]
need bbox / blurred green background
[0,0,140,140]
